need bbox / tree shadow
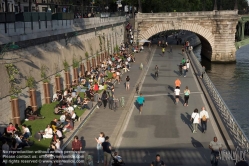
[180,112,193,132]
[179,96,184,105]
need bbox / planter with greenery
[26,75,37,112]
[85,52,91,72]
[80,56,85,77]
[54,64,62,91]
[63,59,71,89]
[41,65,51,104]
[96,50,100,65]
[5,63,21,125]
[72,56,80,85]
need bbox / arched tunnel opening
[147,30,213,61]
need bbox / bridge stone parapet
[135,11,239,62]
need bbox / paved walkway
[115,45,235,166]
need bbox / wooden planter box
[65,71,71,89]
[80,63,85,76]
[101,53,104,62]
[86,60,91,72]
[29,89,37,112]
[73,68,79,85]
[55,76,61,91]
[97,56,100,65]
[43,82,51,104]
[105,52,107,59]
[11,98,20,125]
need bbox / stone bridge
[135,10,239,62]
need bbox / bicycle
[136,82,141,95]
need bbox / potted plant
[54,64,62,91]
[26,74,37,112]
[5,63,21,125]
[85,52,90,72]
[40,65,51,104]
[63,59,71,89]
[72,56,80,85]
[80,56,85,77]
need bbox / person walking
[182,63,187,77]
[151,154,165,166]
[155,65,159,78]
[209,137,222,166]
[162,47,165,56]
[125,76,130,90]
[72,136,82,166]
[181,58,186,65]
[201,65,206,78]
[174,87,180,104]
[95,132,105,164]
[190,108,200,133]
[136,93,145,115]
[102,136,112,166]
[178,63,183,76]
[186,58,190,71]
[183,86,190,106]
[109,88,115,110]
[101,90,108,109]
[175,78,181,89]
[182,46,185,55]
[200,107,209,133]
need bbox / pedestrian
[201,65,206,78]
[158,40,161,47]
[162,47,165,56]
[72,136,82,166]
[95,132,105,164]
[109,88,115,110]
[102,136,112,166]
[209,137,222,165]
[126,76,130,90]
[174,86,180,104]
[151,154,165,166]
[136,93,145,115]
[181,58,186,64]
[183,86,190,106]
[190,108,200,133]
[178,63,183,76]
[186,58,190,71]
[175,78,181,89]
[182,46,185,55]
[200,107,209,133]
[101,90,108,109]
[182,63,187,77]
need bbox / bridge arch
[138,23,214,60]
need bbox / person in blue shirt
[136,93,145,114]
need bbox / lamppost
[91,0,95,14]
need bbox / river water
[193,44,249,138]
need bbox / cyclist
[136,93,145,115]
[162,47,165,56]
[209,137,222,166]
[155,65,159,78]
[151,154,165,166]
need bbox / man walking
[209,137,222,166]
[200,106,209,133]
[72,136,82,166]
[151,154,165,166]
[136,93,145,115]
[102,136,112,166]
[175,78,181,89]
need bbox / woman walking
[186,58,190,71]
[101,90,108,109]
[184,86,190,106]
[126,76,130,90]
[95,132,105,164]
[190,108,200,133]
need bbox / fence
[188,49,249,151]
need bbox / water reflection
[193,44,249,138]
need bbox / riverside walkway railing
[188,50,249,151]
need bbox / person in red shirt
[93,82,99,92]
[6,123,17,136]
[72,136,82,166]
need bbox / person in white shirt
[43,125,53,139]
[67,104,74,114]
[22,124,31,138]
[190,109,200,133]
[95,132,105,163]
[67,95,73,104]
[174,87,180,104]
[200,106,209,133]
[127,56,131,62]
[52,92,58,102]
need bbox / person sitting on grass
[15,133,33,148]
[85,88,94,100]
[54,127,64,141]
[81,98,90,110]
[93,82,99,92]
[25,106,45,120]
[21,124,31,139]
[71,111,80,122]
[6,123,17,137]
[35,124,53,141]
[54,104,64,115]
[63,118,74,132]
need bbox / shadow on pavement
[181,112,193,132]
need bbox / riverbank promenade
[60,43,235,165]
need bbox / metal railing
[188,49,249,151]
